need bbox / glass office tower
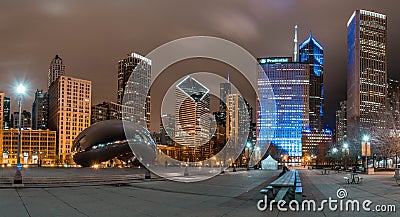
[258,58,310,162]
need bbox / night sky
[0,0,399,131]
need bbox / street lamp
[342,143,349,170]
[363,134,370,173]
[14,84,25,185]
[245,142,252,170]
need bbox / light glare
[17,84,26,94]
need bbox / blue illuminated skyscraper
[299,32,324,131]
[258,57,310,161]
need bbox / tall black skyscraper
[299,32,324,131]
[32,89,49,130]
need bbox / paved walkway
[0,168,399,217]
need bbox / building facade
[387,78,400,127]
[174,76,211,148]
[118,53,151,129]
[11,110,32,129]
[32,89,49,130]
[302,129,333,164]
[299,32,324,131]
[219,77,232,112]
[159,114,175,146]
[347,10,387,146]
[48,55,66,88]
[336,100,348,146]
[0,92,3,131]
[226,93,250,145]
[258,57,310,162]
[1,129,56,165]
[91,101,122,124]
[48,75,92,164]
[3,96,10,130]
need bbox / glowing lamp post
[13,84,25,185]
[342,143,349,170]
[362,135,370,173]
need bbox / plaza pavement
[0,167,399,217]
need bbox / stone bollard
[13,170,24,187]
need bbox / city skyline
[0,1,399,130]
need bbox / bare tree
[369,98,400,168]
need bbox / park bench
[321,168,330,175]
[260,169,302,203]
[344,174,363,184]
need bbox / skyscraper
[347,9,387,145]
[219,74,231,112]
[48,55,66,88]
[174,76,211,149]
[32,89,49,130]
[3,97,10,130]
[299,32,324,131]
[48,75,91,164]
[159,114,175,146]
[118,53,151,128]
[226,93,250,145]
[387,78,400,127]
[0,92,4,130]
[258,57,310,161]
[336,100,347,146]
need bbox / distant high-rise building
[219,74,232,112]
[258,57,309,161]
[48,55,66,88]
[159,114,175,146]
[299,32,324,131]
[302,129,332,163]
[336,100,347,146]
[32,89,48,130]
[387,78,400,126]
[226,93,250,145]
[48,75,91,164]
[118,53,151,128]
[11,110,31,129]
[0,92,4,130]
[3,96,10,130]
[347,9,387,145]
[91,101,122,124]
[174,76,211,149]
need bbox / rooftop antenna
[294,25,298,62]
